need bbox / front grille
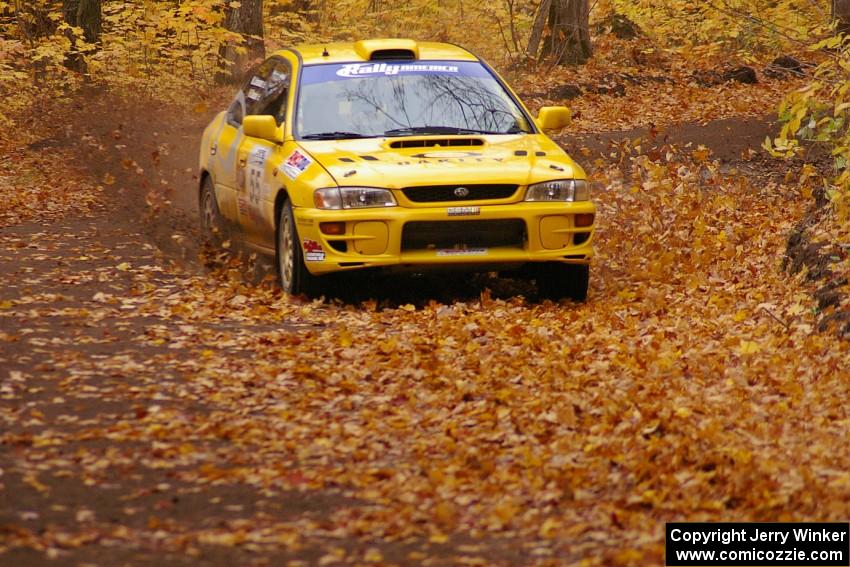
[402,220,526,251]
[402,184,518,203]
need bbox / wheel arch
[199,169,211,206]
[273,188,291,250]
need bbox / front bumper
[293,201,596,275]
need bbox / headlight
[525,179,589,202]
[314,187,397,209]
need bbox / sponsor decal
[411,151,483,159]
[447,206,480,216]
[282,149,312,180]
[246,77,267,103]
[398,155,505,164]
[246,88,262,103]
[242,147,270,222]
[336,63,459,78]
[301,61,492,86]
[437,248,488,257]
[303,239,326,262]
[268,70,288,90]
[247,147,268,168]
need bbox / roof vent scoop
[370,49,416,61]
[354,39,419,61]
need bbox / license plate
[437,248,488,256]
[447,206,480,216]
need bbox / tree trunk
[219,0,265,84]
[834,0,850,35]
[76,0,102,43]
[526,0,551,59]
[62,0,101,72]
[540,0,591,65]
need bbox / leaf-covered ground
[2,81,849,566]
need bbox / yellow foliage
[612,0,826,59]
[1,0,537,103]
[772,32,850,228]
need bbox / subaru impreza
[199,39,595,299]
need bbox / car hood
[297,134,585,188]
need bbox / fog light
[575,213,594,227]
[320,222,346,235]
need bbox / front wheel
[537,263,590,302]
[277,199,321,296]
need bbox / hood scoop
[388,138,484,149]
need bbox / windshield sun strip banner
[300,61,492,85]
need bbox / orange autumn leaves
[16,146,845,562]
[3,117,850,565]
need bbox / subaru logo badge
[454,186,470,198]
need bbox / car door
[236,58,291,246]
[207,60,278,226]
[206,94,246,224]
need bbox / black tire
[200,176,228,247]
[277,199,321,296]
[537,263,590,302]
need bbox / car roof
[278,39,480,65]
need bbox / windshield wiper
[301,131,370,140]
[384,126,513,136]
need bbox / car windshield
[295,61,533,139]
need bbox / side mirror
[243,115,282,142]
[537,106,572,130]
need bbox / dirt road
[2,95,849,566]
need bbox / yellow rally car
[199,39,596,300]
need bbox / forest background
[5,0,850,298]
[4,0,850,198]
[6,1,850,566]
